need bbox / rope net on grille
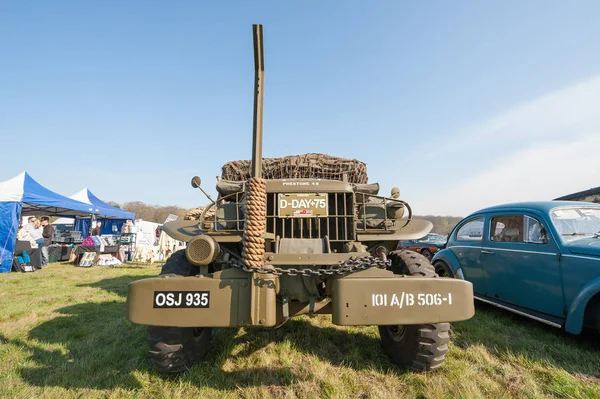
[221,153,368,184]
[184,206,216,221]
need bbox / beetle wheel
[434,260,454,278]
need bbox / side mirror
[191,176,202,188]
[391,187,400,199]
[190,175,216,206]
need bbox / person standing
[25,217,45,266]
[17,224,37,248]
[40,217,53,266]
[91,221,102,236]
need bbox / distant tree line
[107,201,189,223]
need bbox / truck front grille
[266,192,354,242]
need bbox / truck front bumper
[127,267,474,327]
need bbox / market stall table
[73,244,119,255]
[47,245,74,263]
[14,241,42,269]
[72,244,120,265]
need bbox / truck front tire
[378,250,450,371]
[147,250,213,374]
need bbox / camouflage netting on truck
[184,206,216,221]
[221,153,368,184]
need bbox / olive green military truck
[126,25,474,374]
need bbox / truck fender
[431,248,465,280]
[564,276,600,334]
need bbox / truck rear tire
[147,250,213,374]
[378,250,450,371]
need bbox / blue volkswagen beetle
[432,201,600,335]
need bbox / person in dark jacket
[40,217,53,266]
[91,221,102,236]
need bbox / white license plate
[278,193,328,218]
[153,291,210,308]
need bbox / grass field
[0,263,599,399]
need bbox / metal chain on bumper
[229,255,391,277]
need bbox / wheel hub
[388,325,406,342]
[436,266,448,277]
[192,327,204,341]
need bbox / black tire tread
[148,325,211,374]
[390,249,436,276]
[379,250,451,372]
[160,249,199,276]
[147,249,212,374]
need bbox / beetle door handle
[481,250,494,254]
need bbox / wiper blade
[561,233,586,236]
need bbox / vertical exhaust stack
[251,24,264,179]
[246,25,271,326]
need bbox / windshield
[428,234,446,242]
[550,207,600,241]
[417,234,446,243]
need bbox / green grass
[0,264,599,399]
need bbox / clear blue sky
[2,1,600,215]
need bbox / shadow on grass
[82,273,153,296]
[5,275,149,390]
[174,319,404,391]
[10,275,405,391]
[453,302,600,378]
[9,302,145,390]
[14,274,600,392]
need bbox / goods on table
[78,252,96,267]
[100,234,119,246]
[53,230,83,244]
[96,254,122,267]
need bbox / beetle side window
[455,218,484,241]
[490,215,548,244]
[524,216,548,244]
[491,215,522,242]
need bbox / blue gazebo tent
[69,188,134,220]
[0,172,97,272]
[69,188,135,237]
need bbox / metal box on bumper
[330,268,475,326]
[127,268,278,328]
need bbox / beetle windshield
[417,234,445,243]
[550,207,600,241]
[427,234,446,242]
